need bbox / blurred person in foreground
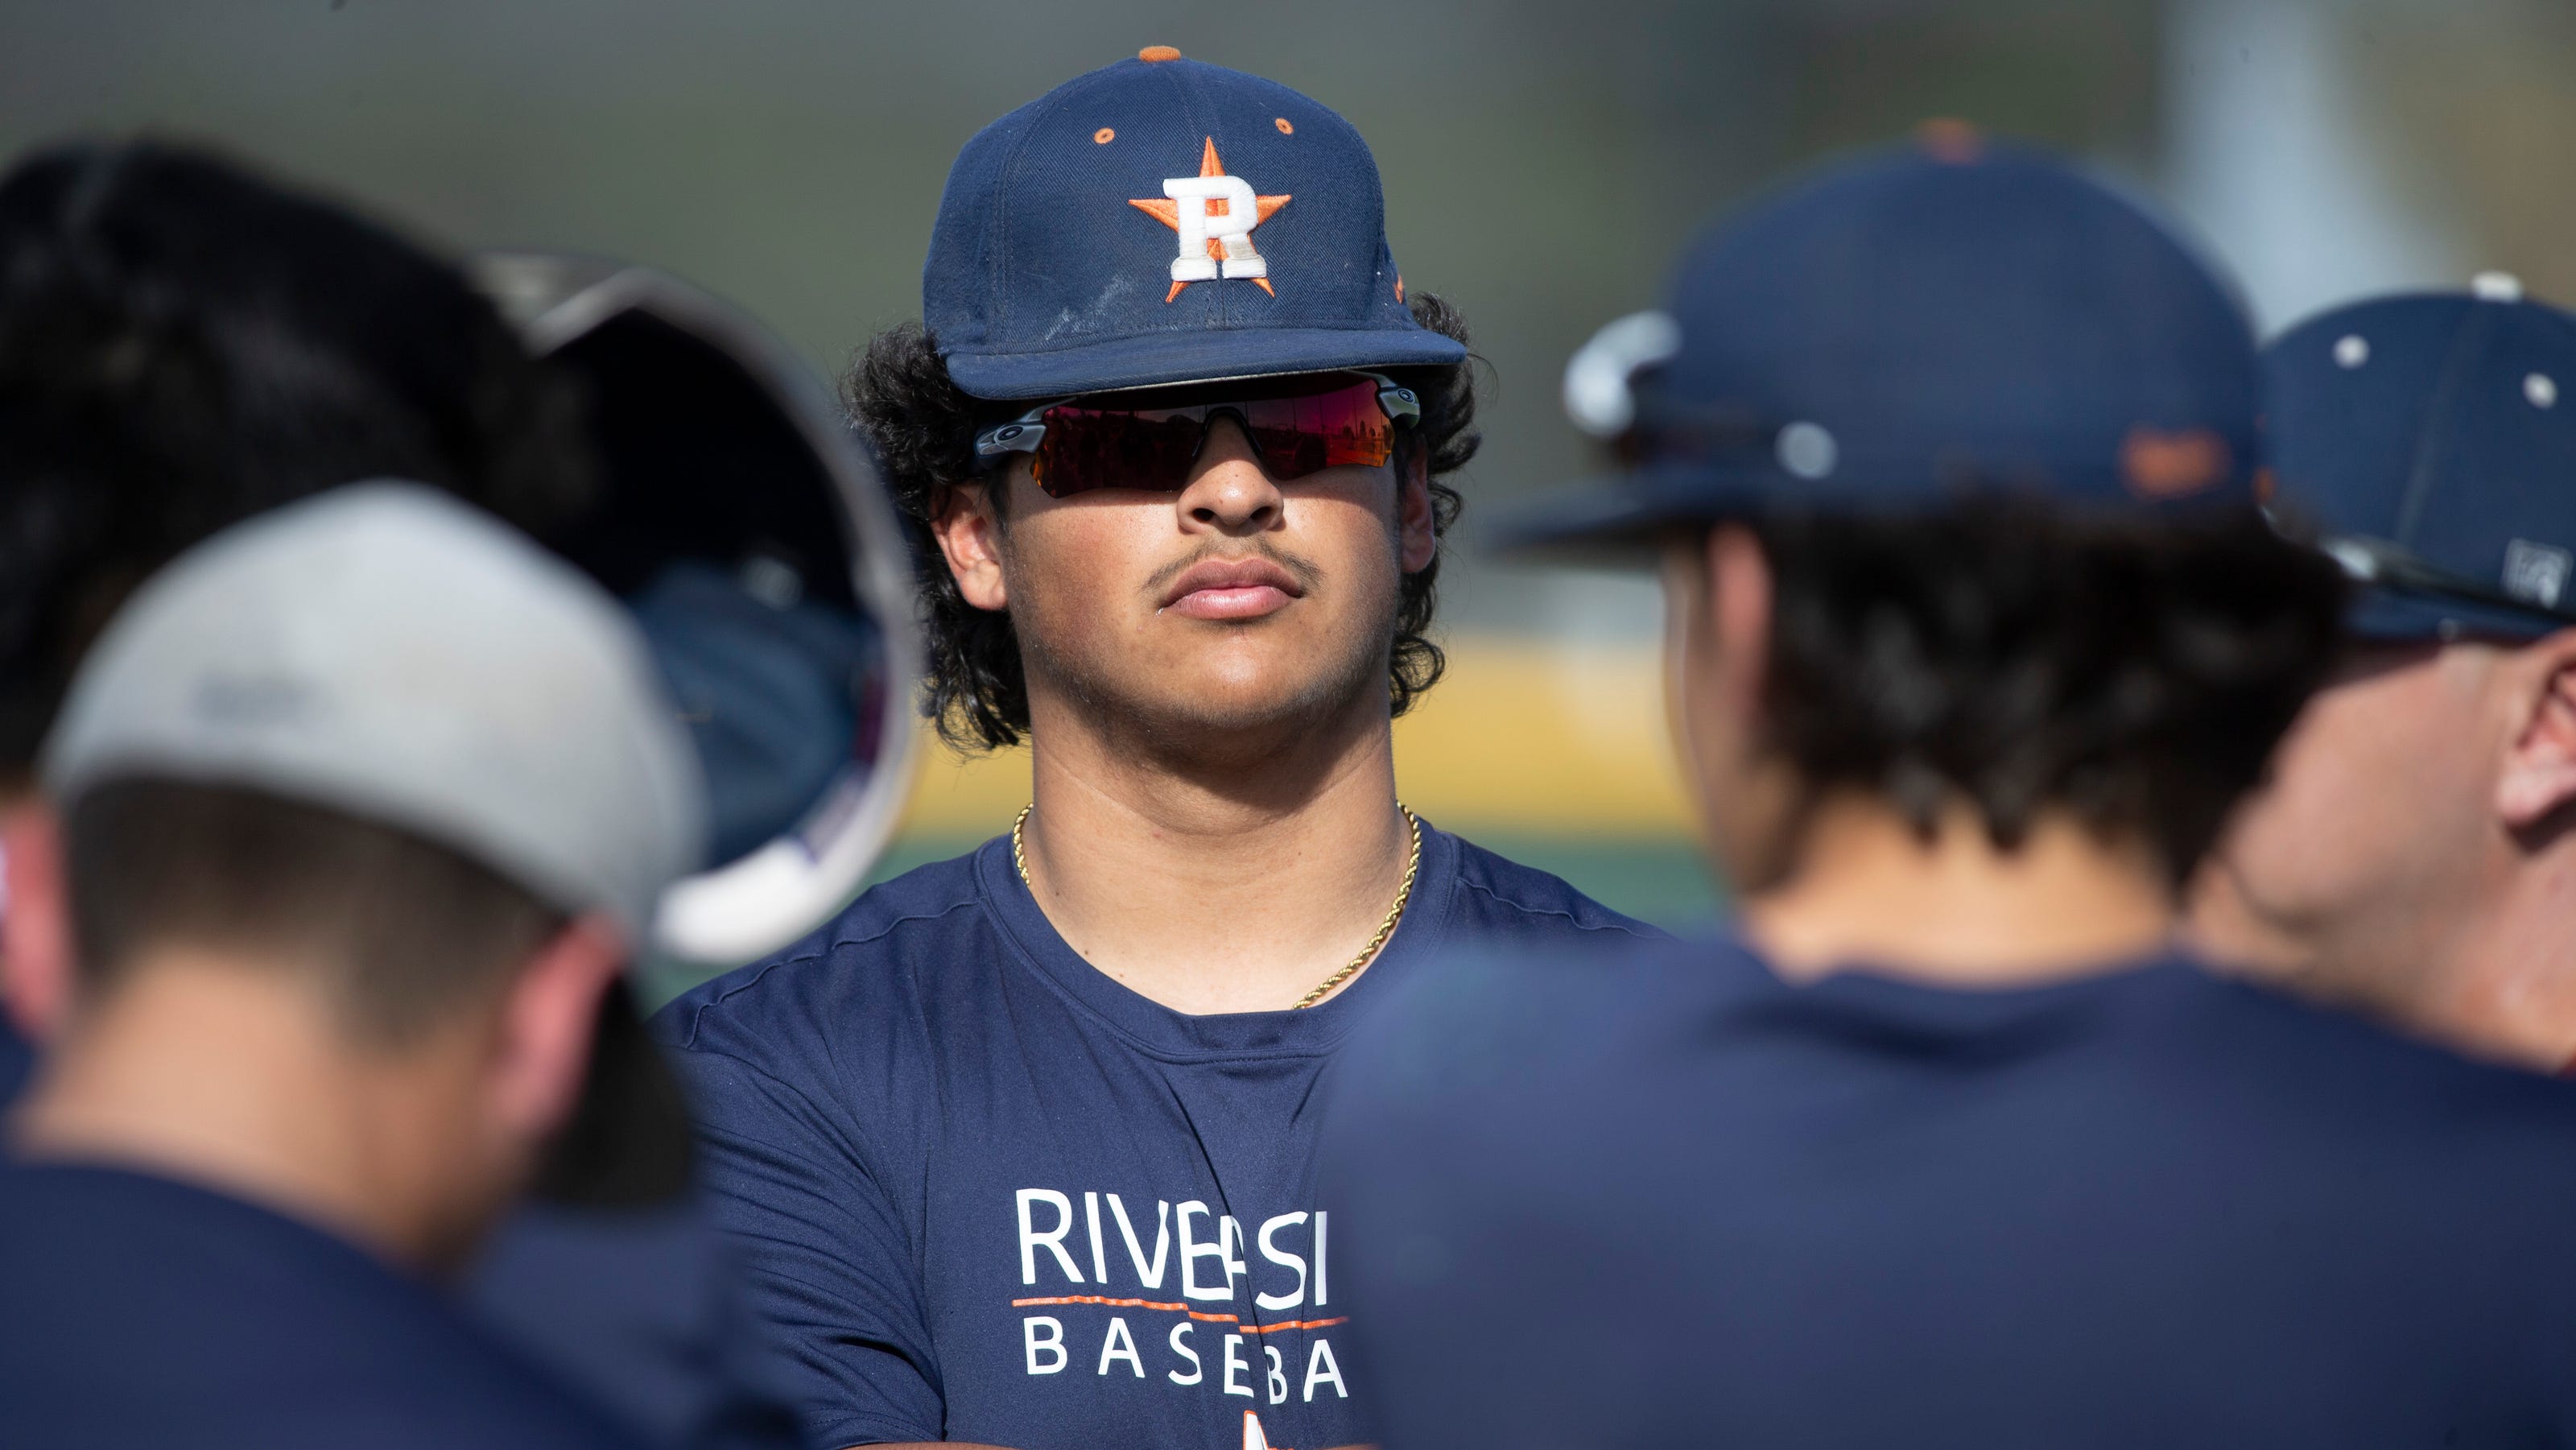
[1320,136,2576,1448]
[0,485,699,1447]
[2190,282,2576,1072]
[653,45,1653,1450]
[0,138,795,1448]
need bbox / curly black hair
[847,295,1480,753]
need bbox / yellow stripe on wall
[895,634,1697,840]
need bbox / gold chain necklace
[1011,802,1422,1010]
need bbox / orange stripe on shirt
[1007,1296,1348,1333]
[1240,1316,1350,1334]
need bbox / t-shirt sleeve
[663,1040,943,1448]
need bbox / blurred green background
[8,0,2570,950]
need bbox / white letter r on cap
[1164,175,1265,281]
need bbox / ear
[1396,449,1437,575]
[485,915,625,1146]
[1666,525,1799,893]
[2497,631,2576,829]
[1703,523,1774,726]
[1,804,76,1043]
[930,478,1011,613]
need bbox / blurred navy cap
[922,47,1464,400]
[1501,130,2261,557]
[2264,279,2576,643]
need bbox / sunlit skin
[2187,630,2576,1068]
[1666,526,2178,985]
[0,804,621,1274]
[928,408,1435,1018]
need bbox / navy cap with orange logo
[1501,130,2262,557]
[923,46,1464,400]
[2264,280,2576,642]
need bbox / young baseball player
[1322,138,2576,1447]
[654,48,1655,1450]
[2189,284,2576,1071]
[0,486,700,1448]
[0,139,797,1449]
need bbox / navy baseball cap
[923,46,1464,400]
[1500,131,2261,557]
[2264,281,2576,643]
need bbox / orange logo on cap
[1916,117,1984,163]
[2120,426,2231,498]
[1129,138,1292,304]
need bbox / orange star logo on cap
[1130,138,1292,304]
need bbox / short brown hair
[65,777,565,1044]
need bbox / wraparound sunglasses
[972,371,1420,499]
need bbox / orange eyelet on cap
[1274,117,1294,134]
[1138,45,1182,62]
[1915,117,1983,163]
[1094,128,1115,144]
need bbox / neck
[1017,682,1413,1014]
[10,952,479,1270]
[2443,860,2576,1069]
[1742,795,2178,986]
[2330,854,2576,1072]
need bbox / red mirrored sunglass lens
[1029,377,1399,498]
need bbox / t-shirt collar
[1733,936,2209,1039]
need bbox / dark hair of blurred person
[0,137,596,782]
[1710,498,2339,896]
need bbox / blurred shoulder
[2179,967,2576,1151]
[1341,933,1761,1118]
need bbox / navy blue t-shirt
[0,1018,795,1450]
[652,824,1656,1450]
[470,1198,803,1450]
[0,1014,30,1105]
[0,1162,644,1449]
[1324,939,2576,1449]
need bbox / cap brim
[1493,458,2270,568]
[526,979,696,1209]
[944,324,1467,400]
[1484,462,1777,567]
[2346,587,2567,644]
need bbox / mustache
[1142,539,1325,601]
